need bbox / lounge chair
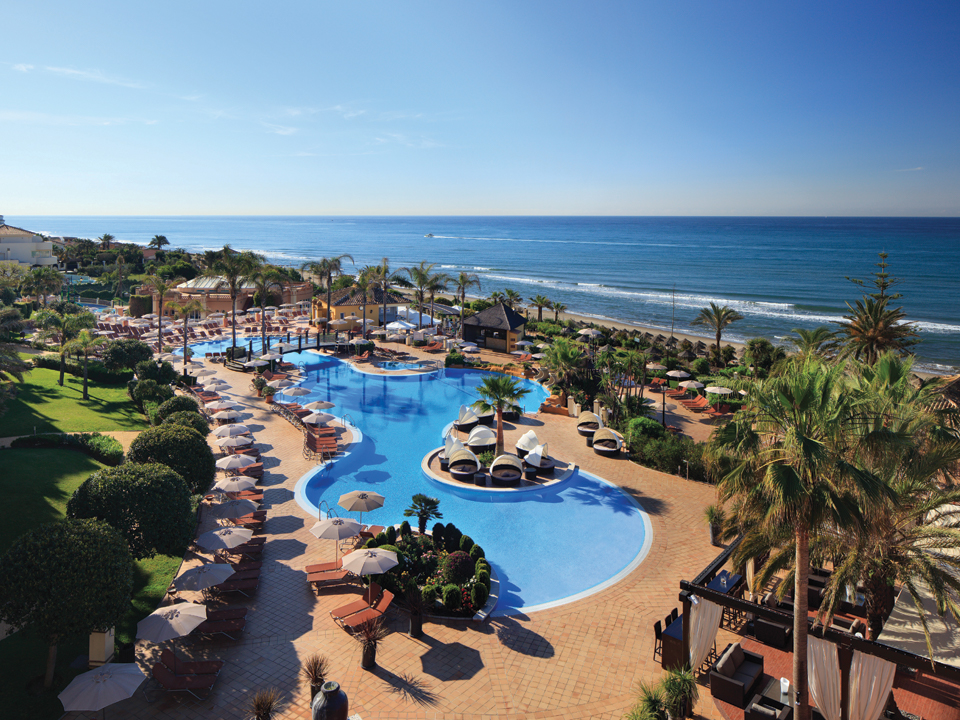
[211,575,260,597]
[192,616,246,639]
[447,448,481,483]
[452,405,479,432]
[515,430,540,458]
[490,454,523,486]
[330,583,383,625]
[592,428,623,457]
[341,590,395,632]
[522,443,556,476]
[709,642,764,708]
[306,569,357,594]
[152,661,218,699]
[358,525,385,540]
[576,411,602,437]
[160,649,223,677]
[306,558,343,574]
[438,435,465,471]
[466,425,496,456]
[474,406,495,427]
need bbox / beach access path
[64,357,730,720]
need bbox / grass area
[0,366,148,437]
[0,449,181,720]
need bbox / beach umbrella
[329,319,349,327]
[666,370,690,380]
[143,313,158,319]
[537,342,551,349]
[679,349,697,361]
[303,401,335,411]
[215,434,251,446]
[158,353,181,362]
[386,320,416,331]
[136,602,207,643]
[302,412,333,425]
[646,363,666,371]
[210,498,260,519]
[511,350,527,357]
[191,369,216,378]
[679,380,705,390]
[216,454,257,470]
[282,386,311,397]
[532,353,545,360]
[259,353,282,361]
[309,517,362,562]
[578,328,603,339]
[214,476,256,493]
[386,333,402,342]
[705,386,734,395]
[213,423,249,437]
[339,490,384,524]
[58,664,146,716]
[213,410,243,422]
[275,342,297,353]
[370,329,388,336]
[172,564,235,592]
[515,340,534,347]
[458,341,477,348]
[341,548,398,576]
[203,377,229,387]
[267,378,294,388]
[244,359,269,368]
[197,527,253,551]
[462,346,479,353]
[349,337,368,345]
[205,400,237,411]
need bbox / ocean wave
[429,234,642,248]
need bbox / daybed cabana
[490,454,523,487]
[448,448,481,483]
[439,435,465,472]
[523,443,556,477]
[474,405,496,427]
[466,426,497,456]
[453,405,479,432]
[577,410,602,438]
[592,428,622,457]
[515,429,540,458]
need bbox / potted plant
[354,616,388,670]
[406,585,425,638]
[263,386,276,404]
[661,665,699,719]
[300,653,330,702]
[704,504,726,547]
[250,687,284,720]
[631,679,667,720]
[252,375,266,397]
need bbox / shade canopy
[197,527,253,550]
[577,410,602,427]
[283,386,311,397]
[209,498,260,519]
[136,602,207,642]
[491,454,523,472]
[216,454,257,470]
[310,516,362,540]
[213,423,250,437]
[516,429,540,452]
[267,379,294,388]
[578,328,604,338]
[303,400,335,411]
[339,490,385,514]
[456,405,478,424]
[527,442,549,467]
[449,448,480,470]
[646,363,666,371]
[215,434,252,446]
[386,320,416,330]
[666,370,690,379]
[679,380,705,390]
[214,476,257,493]
[467,426,496,444]
[705,386,734,395]
[213,410,243,422]
[593,428,623,449]
[58,663,147,713]
[205,400,238,411]
[172,564,235,592]
[341,548,399,576]
[302,412,333,425]
[244,359,269,367]
[444,435,465,457]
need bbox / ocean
[11,215,960,374]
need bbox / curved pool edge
[293,421,365,517]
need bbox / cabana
[523,443,556,477]
[515,430,540,458]
[474,405,496,427]
[577,410,602,438]
[466,426,497,456]
[490,454,523,487]
[453,405,479,432]
[592,428,622,457]
[439,435,465,472]
[448,448,480,483]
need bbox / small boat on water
[424,233,434,237]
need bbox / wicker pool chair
[439,435,465,471]
[522,443,556,476]
[490,454,523,486]
[592,428,623,457]
[474,405,495,427]
[515,429,540,459]
[448,448,481,483]
[576,410,602,438]
[452,405,479,432]
[466,425,496,456]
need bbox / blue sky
[2,1,958,215]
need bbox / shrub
[163,410,210,436]
[133,379,173,407]
[445,351,465,367]
[375,531,388,545]
[13,300,34,319]
[157,395,199,419]
[444,523,462,554]
[364,538,377,548]
[630,434,711,483]
[135,359,177,385]
[9,432,124,466]
[459,535,474,553]
[477,450,495,467]
[128,294,152,317]
[441,551,474,585]
[422,585,438,606]
[691,357,711,375]
[399,520,412,537]
[442,584,461,611]
[67,463,194,560]
[471,583,488,610]
[469,544,485,562]
[32,354,131,384]
[126,424,216,494]
[385,525,397,545]
[101,339,154,372]
[431,522,445,546]
[476,568,491,590]
[476,557,490,575]
[628,416,666,443]
[143,401,162,426]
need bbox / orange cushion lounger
[160,649,223,677]
[152,661,218,699]
[341,590,395,632]
[305,558,343,574]
[306,569,356,594]
[330,583,383,625]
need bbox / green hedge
[128,294,152,318]
[14,301,36,319]
[630,434,711,483]
[32,354,132,385]
[445,351,465,367]
[9,432,124,466]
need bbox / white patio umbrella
[216,434,252,447]
[511,351,527,357]
[462,346,480,353]
[666,370,690,380]
[205,400,237,411]
[282,386,311,397]
[705,386,734,395]
[210,498,260,519]
[172,564,236,592]
[680,380,705,390]
[214,476,256,493]
[515,340,534,347]
[158,353,181,362]
[244,359,269,368]
[143,313,158,319]
[302,412,333,425]
[267,379,294,388]
[260,353,282,361]
[370,329,388,336]
[458,340,477,347]
[202,378,229,388]
[646,363,666,371]
[578,328,604,339]
[329,319,349,327]
[386,319,416,331]
[386,334,402,342]
[190,369,216,378]
[213,423,249,437]
[58,663,146,716]
[213,410,243,422]
[532,353,545,360]
[341,548,398,576]
[309,516,362,561]
[197,527,253,551]
[275,343,297,353]
[349,337,368,345]
[339,490,385,524]
[136,602,207,643]
[216,454,257,470]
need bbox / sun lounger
[211,575,260,597]
[306,558,343,574]
[358,525,385,539]
[204,606,248,622]
[192,616,247,639]
[160,649,223,677]
[331,583,383,625]
[152,660,219,699]
[306,569,357,594]
[341,590,395,632]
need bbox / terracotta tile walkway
[66,355,725,720]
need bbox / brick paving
[65,354,727,720]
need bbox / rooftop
[463,302,526,331]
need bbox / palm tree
[790,326,838,360]
[403,494,443,535]
[98,233,114,251]
[453,272,481,338]
[530,295,552,322]
[504,289,522,310]
[166,299,204,375]
[711,359,886,720]
[32,309,96,386]
[113,251,128,299]
[474,375,531,455]
[22,267,62,308]
[247,269,285,353]
[489,290,505,305]
[64,329,108,400]
[839,296,919,365]
[427,271,449,332]
[552,301,567,323]
[142,275,184,353]
[367,258,409,330]
[302,254,355,327]
[0,307,30,388]
[403,261,436,329]
[210,246,262,352]
[691,302,744,366]
[352,271,372,338]
[148,234,169,250]
[542,338,583,404]
[620,349,646,401]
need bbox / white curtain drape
[849,650,896,720]
[807,636,842,720]
[688,596,723,670]
[746,558,756,593]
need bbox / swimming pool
[374,361,426,371]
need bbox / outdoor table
[661,614,685,670]
[708,570,743,626]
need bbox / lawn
[0,366,148,437]
[0,449,182,720]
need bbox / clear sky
[2,1,958,216]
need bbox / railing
[340,413,355,429]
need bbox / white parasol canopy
[136,602,207,642]
[267,379,293,388]
[214,476,257,493]
[244,359,269,368]
[172,564,235,592]
[705,386,734,395]
[209,498,260,519]
[302,412,333,425]
[679,380,705,390]
[58,663,147,714]
[282,386,311,397]
[205,400,237,411]
[341,547,399,576]
[386,320,416,331]
[303,400,336,411]
[197,527,253,551]
[215,434,252,446]
[213,410,243,422]
[666,370,690,379]
[516,429,540,452]
[213,423,249,437]
[216,454,257,470]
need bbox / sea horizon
[11,214,960,375]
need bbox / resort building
[0,216,58,267]
[137,275,313,317]
[462,302,527,352]
[311,287,407,325]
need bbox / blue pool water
[375,361,425,371]
[186,341,651,614]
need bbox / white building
[0,216,58,266]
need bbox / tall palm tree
[210,245,262,352]
[142,275,184,353]
[453,272,481,338]
[22,267,62,308]
[489,290,505,305]
[473,375,531,455]
[530,295,552,322]
[165,299,204,375]
[148,234,169,250]
[64,329,109,400]
[711,359,886,720]
[113,251,128,299]
[504,289,522,310]
[427,271,449,332]
[790,326,838,360]
[98,233,114,251]
[32,309,96,386]
[367,258,409,330]
[691,302,744,366]
[302,254,354,327]
[246,269,285,353]
[542,338,584,404]
[838,296,919,365]
[551,300,567,323]
[0,307,30,389]
[403,261,436,329]
[353,272,372,338]
[620,349,646,401]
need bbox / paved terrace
[67,352,724,720]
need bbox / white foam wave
[429,234,641,248]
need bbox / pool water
[375,361,425,371]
